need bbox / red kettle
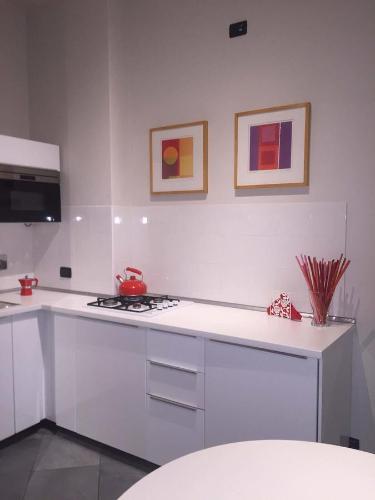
[19,275,39,296]
[116,267,147,296]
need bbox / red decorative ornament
[267,292,302,321]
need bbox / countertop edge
[0,291,354,360]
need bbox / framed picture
[234,102,310,189]
[150,120,208,194]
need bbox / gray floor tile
[24,465,99,500]
[99,455,149,500]
[35,433,100,471]
[0,433,43,475]
[0,470,31,500]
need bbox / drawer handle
[208,338,308,359]
[148,393,198,411]
[148,359,198,374]
[149,328,197,339]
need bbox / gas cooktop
[87,294,186,315]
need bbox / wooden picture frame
[150,120,208,195]
[234,102,310,189]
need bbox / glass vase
[309,291,330,326]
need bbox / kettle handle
[126,267,142,276]
[33,278,39,288]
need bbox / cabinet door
[75,318,146,458]
[54,314,77,431]
[12,313,43,432]
[0,319,14,440]
[205,340,318,447]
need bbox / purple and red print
[249,121,292,171]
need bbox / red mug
[19,276,39,296]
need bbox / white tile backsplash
[33,205,113,294]
[0,223,33,289]
[113,202,347,313]
[2,202,348,314]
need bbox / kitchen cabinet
[12,312,44,432]
[145,329,205,465]
[0,134,60,171]
[54,314,77,431]
[54,314,147,457]
[205,339,318,447]
[0,318,14,440]
[0,295,352,461]
[75,317,146,457]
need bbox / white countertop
[0,289,353,358]
[118,440,375,500]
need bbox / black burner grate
[87,294,180,313]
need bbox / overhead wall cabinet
[0,134,60,171]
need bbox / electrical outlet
[60,266,72,278]
[0,255,7,270]
[349,437,360,450]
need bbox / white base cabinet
[12,312,44,433]
[205,339,318,448]
[1,309,351,467]
[0,319,14,440]
[54,314,147,459]
[75,317,146,457]
[54,314,77,431]
[0,312,45,440]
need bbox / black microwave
[0,164,61,223]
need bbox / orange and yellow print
[162,137,193,179]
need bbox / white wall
[0,0,29,138]
[0,0,33,288]
[27,0,114,293]
[112,202,347,312]
[22,0,375,452]
[107,0,375,452]
[27,0,112,207]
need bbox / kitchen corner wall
[0,0,33,287]
[28,0,114,293]
[108,0,375,453]
[8,0,375,452]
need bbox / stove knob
[173,300,178,306]
[163,301,169,309]
[168,300,173,307]
[157,303,163,310]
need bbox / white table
[118,440,375,500]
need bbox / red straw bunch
[296,254,350,324]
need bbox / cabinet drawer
[145,394,204,465]
[147,329,204,371]
[147,360,204,409]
